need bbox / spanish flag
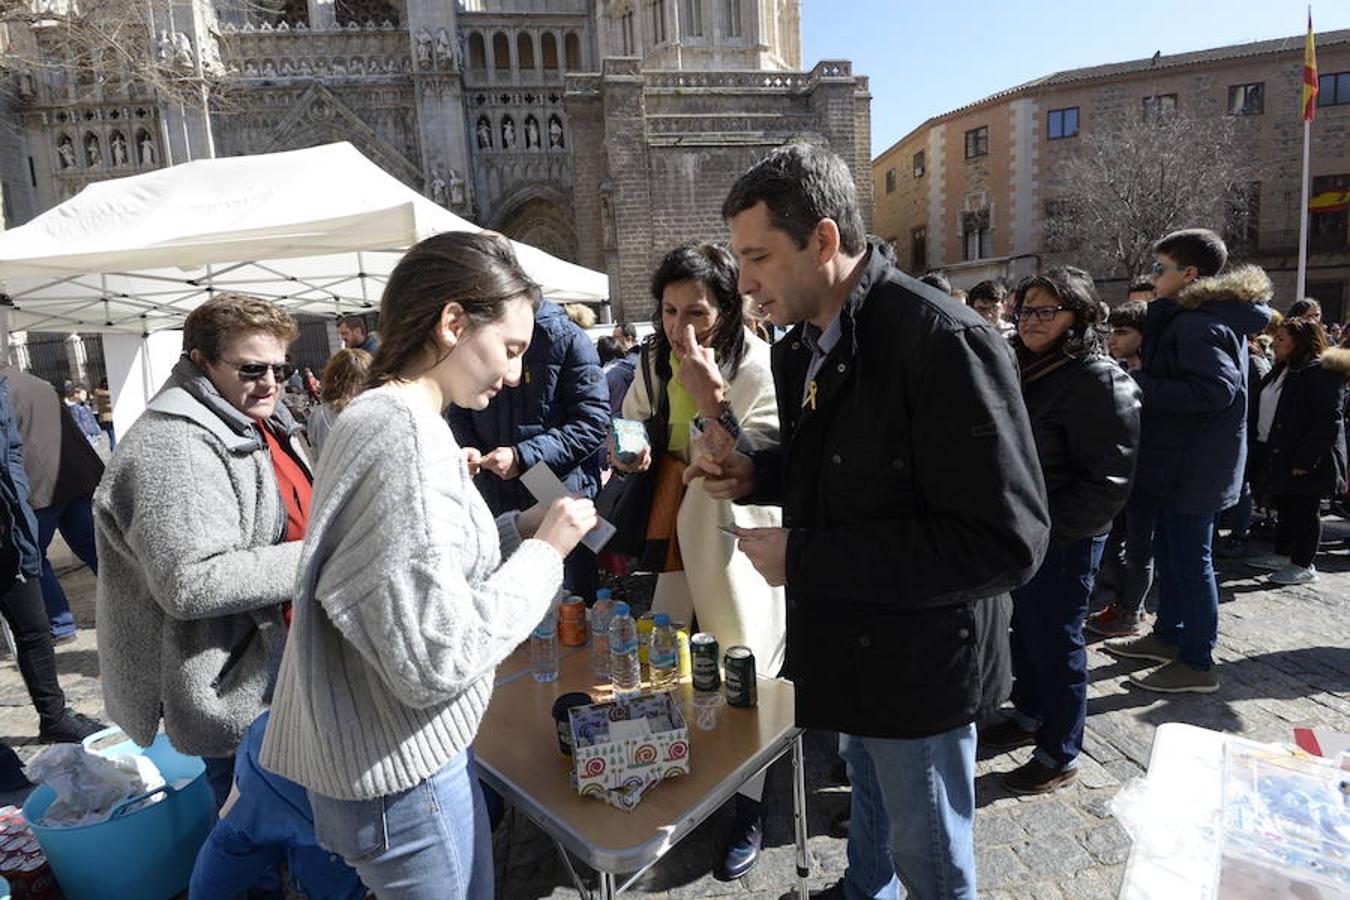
[1303,10,1318,122]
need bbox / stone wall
[569,58,872,323]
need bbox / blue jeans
[1090,494,1155,616]
[35,496,99,638]
[1151,510,1219,671]
[839,726,977,900]
[1009,536,1104,770]
[191,713,364,900]
[309,748,493,900]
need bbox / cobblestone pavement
[4,523,1348,899]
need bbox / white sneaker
[1269,564,1317,585]
[1244,553,1291,571]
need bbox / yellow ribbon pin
[805,380,818,411]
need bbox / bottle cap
[612,601,630,616]
[653,612,671,626]
[596,588,612,601]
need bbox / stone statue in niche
[261,59,276,77]
[548,116,564,148]
[599,190,616,251]
[501,118,515,149]
[415,28,433,68]
[57,136,76,169]
[280,58,295,75]
[110,133,128,165]
[85,134,102,167]
[172,32,194,69]
[525,117,539,149]
[429,167,447,206]
[447,168,465,206]
[435,29,452,67]
[139,133,156,165]
[155,30,171,63]
[476,118,491,149]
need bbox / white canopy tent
[0,142,610,432]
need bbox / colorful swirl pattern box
[568,692,691,811]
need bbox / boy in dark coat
[1105,229,1272,694]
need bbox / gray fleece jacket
[94,358,310,757]
[260,387,564,801]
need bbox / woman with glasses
[94,293,313,810]
[979,267,1140,795]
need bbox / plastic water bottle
[531,608,560,683]
[649,613,679,690]
[591,590,614,681]
[608,602,641,698]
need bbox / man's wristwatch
[695,400,742,441]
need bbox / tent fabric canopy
[0,142,609,333]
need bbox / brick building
[872,30,1350,320]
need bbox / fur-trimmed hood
[1321,347,1350,376]
[1177,265,1274,309]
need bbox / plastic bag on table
[24,744,165,827]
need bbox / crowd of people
[0,140,1334,899]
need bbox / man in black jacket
[688,145,1049,899]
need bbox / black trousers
[0,547,66,728]
[1273,494,1322,568]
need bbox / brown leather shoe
[1001,759,1078,795]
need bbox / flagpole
[1297,116,1311,304]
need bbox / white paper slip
[519,462,618,553]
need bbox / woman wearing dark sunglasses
[93,293,313,807]
[979,267,1140,794]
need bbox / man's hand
[736,527,788,587]
[675,324,726,415]
[482,446,520,480]
[463,447,482,476]
[683,449,754,501]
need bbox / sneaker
[1244,552,1290,571]
[1001,759,1078,795]
[715,795,762,881]
[51,632,77,647]
[1214,535,1249,559]
[1103,633,1178,663]
[38,709,105,744]
[1129,660,1220,694]
[1085,605,1144,638]
[1268,564,1317,585]
[978,718,1037,751]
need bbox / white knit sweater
[259,386,563,800]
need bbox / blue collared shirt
[801,312,843,407]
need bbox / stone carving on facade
[429,166,447,205]
[524,116,539,149]
[57,135,76,169]
[280,58,295,75]
[599,180,616,251]
[84,133,102,167]
[138,130,156,165]
[110,132,128,165]
[448,168,465,207]
[476,116,492,149]
[548,114,564,148]
[501,116,515,149]
[435,29,454,69]
[172,32,195,70]
[415,28,433,69]
[262,59,277,77]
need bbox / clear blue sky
[802,0,1350,158]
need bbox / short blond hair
[183,293,300,362]
[563,302,596,329]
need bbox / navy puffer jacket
[448,301,609,515]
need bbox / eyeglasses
[1014,306,1069,323]
[1150,261,1192,277]
[224,360,296,382]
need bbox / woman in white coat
[614,242,783,880]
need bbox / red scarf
[260,425,312,626]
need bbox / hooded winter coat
[1260,347,1350,499]
[1132,266,1274,514]
[94,359,311,756]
